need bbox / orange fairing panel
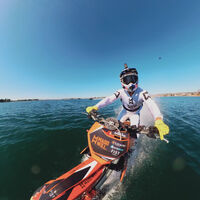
[63,158,104,200]
[88,122,103,134]
[88,122,130,164]
[31,157,104,200]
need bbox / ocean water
[0,97,200,200]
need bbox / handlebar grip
[88,110,99,121]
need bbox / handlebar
[88,110,101,121]
[87,110,169,143]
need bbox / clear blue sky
[1,0,200,99]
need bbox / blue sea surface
[0,97,200,200]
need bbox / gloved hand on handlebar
[86,106,98,114]
[154,119,169,140]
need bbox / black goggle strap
[121,73,137,79]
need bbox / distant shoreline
[0,99,39,103]
[151,91,200,97]
[1,91,200,103]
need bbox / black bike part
[127,125,138,139]
[80,146,90,155]
[108,156,126,172]
[146,126,158,138]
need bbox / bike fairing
[30,112,168,200]
[30,116,132,200]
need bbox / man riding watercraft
[30,64,170,200]
[30,110,163,200]
[86,63,169,140]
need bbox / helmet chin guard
[122,82,138,92]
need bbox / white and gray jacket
[95,87,163,121]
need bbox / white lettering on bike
[112,141,126,147]
[111,149,120,156]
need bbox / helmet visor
[122,74,138,85]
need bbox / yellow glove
[154,119,169,140]
[86,106,98,114]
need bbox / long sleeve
[141,91,163,120]
[95,92,120,109]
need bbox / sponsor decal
[112,141,126,148]
[49,190,56,198]
[129,98,134,105]
[114,91,120,98]
[79,173,95,189]
[143,91,151,100]
[113,131,127,138]
[111,149,120,156]
[110,145,124,152]
[92,135,110,150]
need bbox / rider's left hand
[86,106,98,114]
[154,119,169,140]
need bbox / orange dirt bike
[30,110,163,200]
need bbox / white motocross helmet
[120,63,138,92]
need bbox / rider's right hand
[154,119,169,140]
[86,106,98,114]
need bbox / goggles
[122,74,138,85]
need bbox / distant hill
[0,99,39,103]
[0,98,11,103]
[152,91,200,97]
